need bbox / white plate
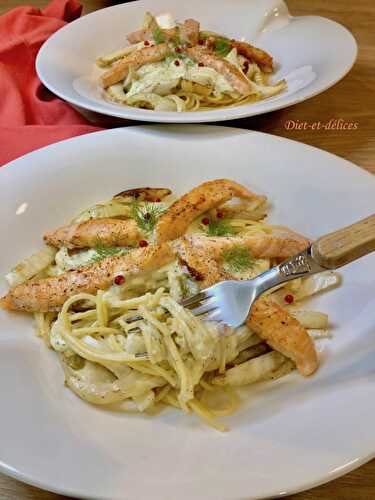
[1,126,375,500]
[36,0,357,123]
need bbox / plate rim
[1,124,371,179]
[0,449,373,500]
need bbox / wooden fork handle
[311,213,375,269]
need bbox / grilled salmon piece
[172,231,309,286]
[230,40,273,72]
[44,218,141,250]
[180,19,200,45]
[127,27,178,44]
[156,179,264,243]
[100,43,169,88]
[247,296,318,376]
[186,47,253,96]
[0,243,174,312]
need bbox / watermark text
[284,119,358,131]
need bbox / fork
[181,214,375,329]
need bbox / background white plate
[1,126,375,500]
[36,0,357,123]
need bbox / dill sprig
[221,245,255,273]
[91,244,129,263]
[204,218,236,237]
[153,26,165,45]
[214,38,232,57]
[170,33,182,47]
[131,200,165,234]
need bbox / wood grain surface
[0,0,374,499]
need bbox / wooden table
[0,1,374,499]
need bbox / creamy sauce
[55,246,129,271]
[50,320,67,352]
[126,59,233,98]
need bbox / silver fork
[181,214,375,329]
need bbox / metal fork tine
[190,297,218,317]
[181,290,211,309]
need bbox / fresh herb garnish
[214,38,232,57]
[153,26,166,45]
[204,218,236,237]
[131,200,165,234]
[222,246,255,273]
[171,33,182,47]
[91,244,129,263]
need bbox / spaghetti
[37,284,270,430]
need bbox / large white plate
[1,126,375,500]
[36,0,357,123]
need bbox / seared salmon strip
[156,179,265,243]
[127,27,178,44]
[44,218,141,250]
[242,227,310,261]
[0,244,174,313]
[230,40,273,73]
[127,17,199,45]
[186,47,253,96]
[100,43,169,88]
[172,231,309,288]
[247,296,318,376]
[180,19,200,45]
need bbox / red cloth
[0,0,102,166]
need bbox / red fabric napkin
[0,0,102,166]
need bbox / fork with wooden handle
[181,214,375,329]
